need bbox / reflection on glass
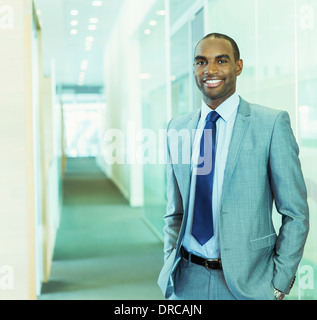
[169,0,195,25]
[204,0,317,300]
[171,23,191,116]
[138,0,167,235]
[296,0,317,301]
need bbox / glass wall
[169,0,195,24]
[133,0,316,299]
[170,23,191,116]
[137,0,205,236]
[137,0,168,235]
[295,0,317,300]
[205,0,317,300]
[170,7,204,116]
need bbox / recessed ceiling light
[70,29,78,35]
[299,105,310,113]
[86,36,94,42]
[88,25,97,31]
[89,18,99,24]
[156,10,166,16]
[85,42,93,51]
[71,10,79,16]
[81,60,88,70]
[149,20,157,26]
[71,20,78,26]
[92,1,103,6]
[144,29,151,35]
[170,75,176,82]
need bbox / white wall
[40,74,62,284]
[0,0,63,299]
[0,0,37,299]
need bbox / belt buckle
[204,259,221,270]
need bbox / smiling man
[158,33,309,300]
[193,35,243,110]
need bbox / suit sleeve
[162,120,184,261]
[269,111,309,294]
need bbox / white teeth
[206,79,222,84]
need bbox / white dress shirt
[182,92,240,259]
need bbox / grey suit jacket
[158,97,309,300]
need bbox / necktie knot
[206,111,220,124]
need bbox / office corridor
[38,158,164,300]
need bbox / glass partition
[170,23,191,116]
[137,0,168,236]
[137,0,205,235]
[170,6,204,117]
[169,0,196,25]
[295,0,317,300]
[135,0,316,298]
[206,0,317,300]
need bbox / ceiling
[33,0,124,94]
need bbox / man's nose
[204,62,218,75]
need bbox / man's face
[193,37,243,109]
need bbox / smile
[203,79,223,88]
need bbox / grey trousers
[169,258,236,300]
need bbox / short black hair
[197,33,240,61]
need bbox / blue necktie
[192,111,220,246]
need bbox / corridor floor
[38,158,165,300]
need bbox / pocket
[250,233,277,251]
[158,249,177,290]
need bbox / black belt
[182,247,222,270]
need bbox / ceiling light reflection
[88,25,97,31]
[81,60,88,71]
[86,36,94,42]
[156,10,166,16]
[89,18,99,24]
[92,1,103,6]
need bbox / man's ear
[236,59,243,76]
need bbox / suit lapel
[221,98,251,200]
[174,108,200,247]
[179,109,200,199]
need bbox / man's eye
[196,61,207,66]
[218,60,227,64]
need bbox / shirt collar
[201,92,240,122]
